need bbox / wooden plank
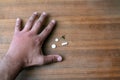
[0,0,120,80]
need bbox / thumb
[44,55,63,64]
[24,55,62,67]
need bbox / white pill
[61,42,68,46]
[51,44,57,48]
[55,38,59,42]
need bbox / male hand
[6,12,62,67]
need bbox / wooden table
[0,0,120,80]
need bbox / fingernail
[51,20,56,23]
[16,18,20,21]
[42,12,47,15]
[57,56,62,62]
[34,12,38,15]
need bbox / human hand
[6,12,62,67]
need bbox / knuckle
[27,31,34,36]
[50,22,54,26]
[29,14,36,23]
[35,39,41,46]
[31,14,36,19]
[45,28,49,32]
[34,20,42,27]
[29,18,33,23]
[38,38,43,44]
[52,56,56,62]
[38,20,42,25]
[16,23,20,27]
[44,56,56,64]
[43,56,48,64]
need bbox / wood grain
[0,0,120,80]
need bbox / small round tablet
[51,44,57,49]
[55,38,59,42]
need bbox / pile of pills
[51,36,68,49]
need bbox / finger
[31,12,47,34]
[43,55,62,64]
[39,20,56,41]
[25,56,44,67]
[15,18,22,33]
[23,12,38,31]
[25,55,62,67]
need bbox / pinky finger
[15,18,22,33]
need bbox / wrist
[4,52,24,69]
[0,53,24,80]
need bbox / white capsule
[55,38,59,42]
[51,44,57,49]
[61,42,68,46]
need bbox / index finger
[39,20,56,41]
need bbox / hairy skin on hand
[0,12,62,80]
